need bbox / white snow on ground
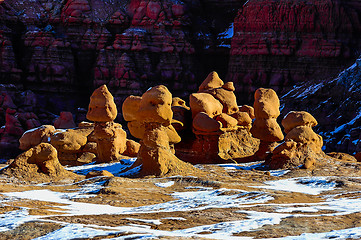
[252,177,337,195]
[0,209,38,232]
[2,188,272,215]
[219,162,290,177]
[65,158,140,177]
[154,181,175,188]
[1,161,361,239]
[266,227,361,240]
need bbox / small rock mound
[1,143,80,182]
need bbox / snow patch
[154,181,175,188]
[252,177,337,195]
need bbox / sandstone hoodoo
[122,85,199,177]
[250,88,284,161]
[267,111,324,169]
[86,85,136,163]
[0,143,79,182]
[175,71,259,164]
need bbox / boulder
[189,93,223,118]
[282,111,318,134]
[193,112,221,133]
[19,125,55,151]
[198,71,224,92]
[122,95,142,122]
[138,85,173,126]
[87,85,117,122]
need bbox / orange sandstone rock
[172,97,190,110]
[193,112,222,133]
[138,85,173,126]
[231,111,252,127]
[1,143,78,182]
[122,85,200,176]
[122,95,142,122]
[198,71,224,92]
[19,125,55,151]
[239,105,255,119]
[215,113,238,129]
[254,88,280,119]
[282,111,318,134]
[189,93,223,118]
[87,85,117,122]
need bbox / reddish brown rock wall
[228,0,361,102]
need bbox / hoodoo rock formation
[267,111,324,169]
[250,88,284,161]
[86,85,134,163]
[175,71,259,164]
[122,85,199,177]
[228,0,361,102]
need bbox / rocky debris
[228,0,361,103]
[87,85,130,163]
[267,111,324,169]
[0,143,79,182]
[54,112,76,129]
[174,72,259,164]
[250,88,284,160]
[123,85,199,176]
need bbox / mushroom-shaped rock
[215,113,238,129]
[87,85,117,122]
[138,85,173,126]
[122,85,201,177]
[1,143,78,182]
[231,112,252,127]
[198,71,224,92]
[282,111,318,134]
[239,105,255,119]
[251,88,284,160]
[189,93,223,118]
[193,112,222,133]
[254,88,280,119]
[122,95,142,122]
[19,125,55,151]
[54,112,76,129]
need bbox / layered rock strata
[228,0,361,102]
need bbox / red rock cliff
[228,0,361,102]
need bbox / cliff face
[280,58,361,155]
[228,0,361,102]
[0,0,243,112]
